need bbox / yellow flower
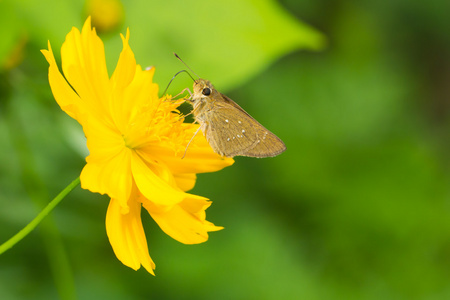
[85,0,124,33]
[41,17,234,275]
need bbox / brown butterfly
[174,54,286,158]
[187,79,286,158]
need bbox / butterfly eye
[202,88,211,96]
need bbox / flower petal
[82,115,124,163]
[41,43,82,120]
[130,151,187,206]
[106,197,155,274]
[110,29,136,93]
[108,29,141,131]
[174,173,197,192]
[144,196,223,245]
[113,65,159,133]
[124,66,159,123]
[150,123,234,175]
[61,17,111,122]
[81,146,132,210]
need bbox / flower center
[121,98,188,154]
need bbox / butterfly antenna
[162,69,195,96]
[174,53,201,79]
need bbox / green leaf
[105,0,325,93]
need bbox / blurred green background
[1,0,450,299]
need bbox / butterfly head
[192,79,218,103]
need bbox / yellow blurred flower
[85,0,124,33]
[41,17,234,275]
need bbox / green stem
[0,177,80,255]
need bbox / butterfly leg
[163,87,193,102]
[176,87,193,99]
[180,105,199,120]
[181,125,202,159]
[164,87,194,121]
[178,96,203,121]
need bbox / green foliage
[118,0,325,92]
[1,0,450,299]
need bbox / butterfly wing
[200,94,286,158]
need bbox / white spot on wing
[227,138,230,141]
[225,119,229,123]
[238,121,242,124]
[242,130,245,133]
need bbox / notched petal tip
[119,28,130,46]
[41,41,54,63]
